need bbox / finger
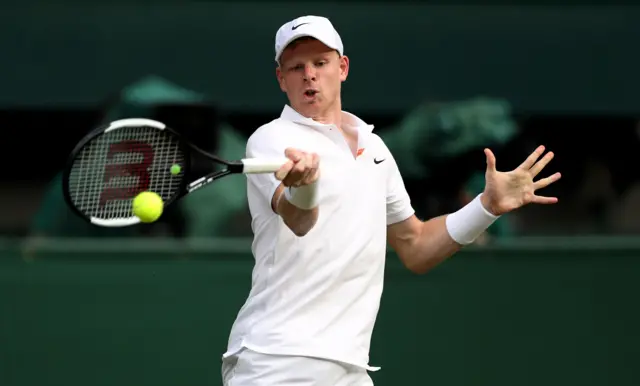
[284,162,306,187]
[303,153,321,183]
[300,154,319,185]
[297,153,312,175]
[518,145,545,170]
[310,152,320,169]
[275,161,294,181]
[282,172,299,187]
[531,195,559,205]
[284,148,304,162]
[484,148,497,173]
[294,155,308,173]
[529,151,555,177]
[309,153,320,182]
[284,152,311,186]
[302,154,316,184]
[533,172,561,190]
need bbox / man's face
[276,38,349,118]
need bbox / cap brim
[275,33,340,63]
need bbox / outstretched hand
[481,145,561,216]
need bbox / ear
[276,66,287,93]
[339,55,349,82]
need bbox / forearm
[403,216,462,274]
[395,194,499,274]
[272,184,319,237]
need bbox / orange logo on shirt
[356,148,365,157]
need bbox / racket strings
[68,125,186,221]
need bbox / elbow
[400,253,436,275]
[290,224,313,237]
[405,261,431,275]
[284,211,318,237]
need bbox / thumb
[275,161,294,181]
[484,148,497,173]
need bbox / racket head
[62,118,191,227]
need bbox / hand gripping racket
[62,118,287,227]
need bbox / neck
[294,98,343,127]
[310,108,342,126]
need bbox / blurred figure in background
[604,118,640,234]
[27,75,249,243]
[380,97,517,243]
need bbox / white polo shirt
[223,105,415,370]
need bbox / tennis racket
[63,118,287,227]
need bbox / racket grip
[241,158,290,174]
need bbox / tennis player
[222,15,561,385]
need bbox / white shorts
[222,348,374,386]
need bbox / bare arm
[387,145,562,275]
[270,148,321,237]
[271,184,319,237]
[388,194,501,274]
[387,214,462,274]
[383,148,463,274]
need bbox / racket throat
[186,170,233,193]
[227,162,244,174]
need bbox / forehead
[279,38,337,64]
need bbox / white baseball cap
[274,15,344,63]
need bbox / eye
[316,60,327,67]
[289,64,304,72]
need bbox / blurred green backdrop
[1,3,640,386]
[2,238,640,386]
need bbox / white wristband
[445,194,499,245]
[284,181,319,210]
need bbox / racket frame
[62,118,238,226]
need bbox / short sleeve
[245,130,286,208]
[386,152,415,225]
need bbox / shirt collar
[280,105,374,133]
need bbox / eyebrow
[283,52,338,66]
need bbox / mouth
[303,89,319,99]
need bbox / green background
[2,238,639,385]
[2,4,638,114]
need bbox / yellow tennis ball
[132,192,164,223]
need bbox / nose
[302,64,316,82]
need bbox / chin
[297,102,322,114]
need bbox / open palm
[482,145,561,216]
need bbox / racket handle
[241,158,290,174]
